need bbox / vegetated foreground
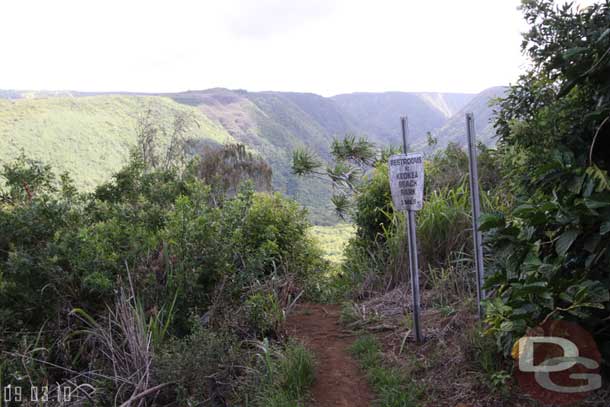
[286,303,374,407]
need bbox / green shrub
[0,150,328,403]
[154,325,244,405]
[340,140,503,296]
[245,291,284,337]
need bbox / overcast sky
[1,0,538,95]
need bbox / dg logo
[512,320,602,405]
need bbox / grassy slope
[0,95,234,190]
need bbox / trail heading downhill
[286,303,374,407]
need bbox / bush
[485,0,610,365]
[245,291,284,337]
[154,325,244,405]
[0,150,328,404]
[342,143,501,296]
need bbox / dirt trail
[285,303,374,407]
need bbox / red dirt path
[285,303,374,407]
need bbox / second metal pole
[401,116,423,343]
[466,113,486,319]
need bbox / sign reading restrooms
[388,153,424,211]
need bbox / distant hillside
[169,89,359,223]
[428,87,507,151]
[331,92,474,146]
[0,87,503,224]
[0,95,235,190]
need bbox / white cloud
[0,0,528,95]
[225,0,339,38]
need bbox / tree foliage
[292,135,381,219]
[485,0,610,361]
[193,143,272,201]
[0,150,325,404]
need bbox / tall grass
[342,171,502,301]
[254,340,315,407]
[349,335,421,407]
[69,280,176,406]
[416,183,471,269]
[426,252,476,308]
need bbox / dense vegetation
[292,1,610,404]
[2,1,609,405]
[483,0,610,362]
[0,144,326,405]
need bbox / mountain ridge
[0,86,503,224]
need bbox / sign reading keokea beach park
[388,153,424,211]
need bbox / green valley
[1,87,501,224]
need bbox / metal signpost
[465,113,486,318]
[388,116,423,343]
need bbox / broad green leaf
[568,174,585,194]
[555,229,579,256]
[600,220,610,235]
[512,204,535,218]
[500,321,515,332]
[479,213,505,231]
[512,304,537,316]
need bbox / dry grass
[70,281,172,406]
[343,285,610,407]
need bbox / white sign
[388,153,424,211]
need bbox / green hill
[0,87,502,225]
[0,95,235,190]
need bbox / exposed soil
[285,303,375,407]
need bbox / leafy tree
[135,108,197,173]
[484,0,610,361]
[292,135,385,218]
[191,143,272,202]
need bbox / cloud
[0,0,527,95]
[225,0,339,39]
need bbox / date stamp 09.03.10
[1,384,90,404]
